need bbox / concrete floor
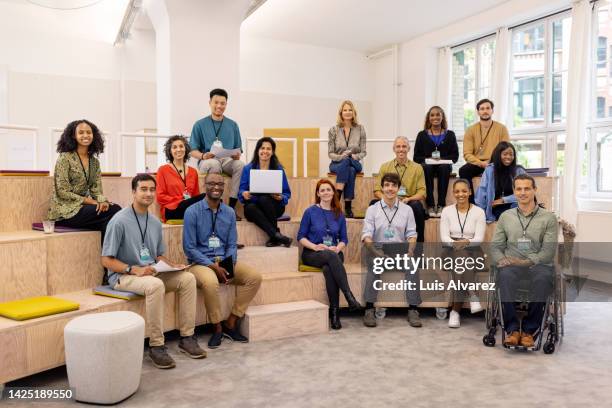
[4,302,612,408]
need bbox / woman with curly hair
[156,135,205,222]
[47,119,121,241]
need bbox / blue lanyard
[429,130,446,147]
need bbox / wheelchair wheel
[543,341,555,354]
[483,334,496,347]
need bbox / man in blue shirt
[189,88,245,220]
[183,173,262,348]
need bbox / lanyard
[429,129,445,148]
[516,206,539,237]
[212,117,224,141]
[455,204,471,238]
[76,153,92,191]
[317,205,334,236]
[380,200,399,227]
[478,122,494,150]
[171,162,187,188]
[210,208,219,236]
[131,205,148,245]
[341,126,351,147]
[394,162,407,182]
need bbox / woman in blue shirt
[297,179,362,330]
[239,137,292,247]
[475,141,526,223]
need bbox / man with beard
[458,99,509,202]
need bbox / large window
[451,37,496,133]
[594,2,612,122]
[511,15,571,129]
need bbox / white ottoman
[64,311,145,404]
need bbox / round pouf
[64,311,145,404]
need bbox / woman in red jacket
[156,135,205,222]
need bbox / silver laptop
[249,169,283,194]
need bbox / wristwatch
[124,265,132,275]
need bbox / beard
[479,114,491,121]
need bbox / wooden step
[240,300,328,342]
[0,175,556,232]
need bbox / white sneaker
[435,307,448,320]
[428,207,437,217]
[470,297,484,314]
[448,310,460,328]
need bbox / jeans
[422,164,452,208]
[329,157,362,200]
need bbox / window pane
[452,47,477,131]
[512,24,545,128]
[514,139,544,168]
[595,3,612,120]
[552,73,568,123]
[479,40,495,94]
[552,17,571,73]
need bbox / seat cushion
[0,296,79,320]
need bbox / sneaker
[407,309,422,327]
[208,332,224,349]
[436,205,444,216]
[428,207,437,217]
[504,331,521,347]
[223,325,249,343]
[149,346,176,369]
[178,335,207,359]
[448,310,460,328]
[470,297,484,314]
[520,333,535,348]
[435,307,448,320]
[363,308,377,327]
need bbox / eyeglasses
[205,182,225,188]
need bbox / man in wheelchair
[489,174,558,348]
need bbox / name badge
[212,139,223,149]
[517,237,531,251]
[322,234,334,247]
[431,150,441,160]
[398,186,407,197]
[208,235,221,248]
[139,245,154,263]
[183,191,191,200]
[384,227,395,240]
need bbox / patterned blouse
[47,152,107,221]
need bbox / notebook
[93,286,142,301]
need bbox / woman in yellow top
[47,120,121,242]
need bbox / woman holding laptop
[239,137,292,247]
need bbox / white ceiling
[241,0,510,53]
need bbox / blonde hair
[336,100,359,127]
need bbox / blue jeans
[497,264,554,334]
[329,157,362,200]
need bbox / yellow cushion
[298,262,322,273]
[0,296,80,321]
[165,219,184,225]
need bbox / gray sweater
[328,124,367,161]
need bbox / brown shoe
[520,333,535,348]
[504,331,521,346]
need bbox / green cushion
[298,262,322,273]
[165,219,184,225]
[0,296,80,321]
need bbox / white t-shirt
[439,204,486,247]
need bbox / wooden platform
[0,175,556,232]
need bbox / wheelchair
[482,264,564,354]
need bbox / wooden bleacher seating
[0,174,556,384]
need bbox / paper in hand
[152,260,190,274]
[210,145,241,159]
[425,158,454,165]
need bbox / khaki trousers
[190,262,262,324]
[115,271,197,347]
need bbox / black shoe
[344,208,354,218]
[208,332,224,349]
[274,232,292,248]
[222,324,249,343]
[237,244,245,249]
[265,237,281,247]
[178,335,207,359]
[343,290,363,312]
[149,346,176,369]
[330,307,341,330]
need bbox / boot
[344,200,354,218]
[343,290,363,312]
[274,232,292,248]
[329,307,341,330]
